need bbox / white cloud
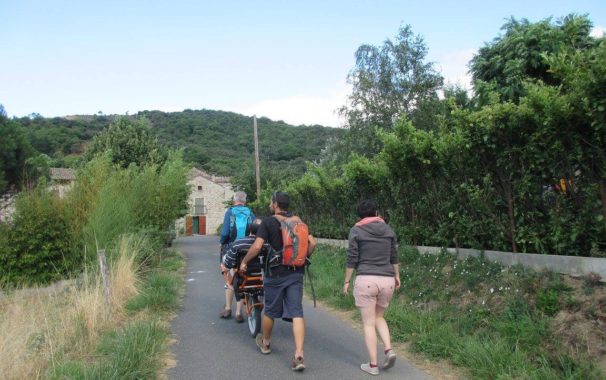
[226,86,350,127]
[434,48,476,90]
[591,26,605,38]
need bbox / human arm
[219,208,232,244]
[222,243,237,269]
[390,232,400,289]
[346,228,359,269]
[343,228,358,294]
[307,234,316,257]
[343,267,354,294]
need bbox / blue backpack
[229,206,253,242]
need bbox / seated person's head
[249,218,263,235]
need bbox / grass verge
[0,235,184,380]
[306,244,606,379]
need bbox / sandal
[219,309,232,319]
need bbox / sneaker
[255,333,271,354]
[235,314,244,323]
[360,363,379,375]
[219,309,232,319]
[291,356,305,372]
[382,350,396,370]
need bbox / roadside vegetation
[0,117,188,379]
[251,14,606,258]
[308,244,606,379]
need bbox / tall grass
[0,235,140,380]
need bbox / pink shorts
[353,275,396,309]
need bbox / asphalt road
[168,235,434,380]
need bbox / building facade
[181,168,234,235]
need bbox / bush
[0,186,77,285]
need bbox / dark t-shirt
[257,213,304,276]
[256,216,283,251]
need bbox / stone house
[180,168,234,235]
[49,167,76,198]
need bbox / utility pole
[253,115,261,199]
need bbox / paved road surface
[168,235,434,380]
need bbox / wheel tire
[247,296,262,337]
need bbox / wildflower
[490,288,494,293]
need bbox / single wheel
[247,295,262,337]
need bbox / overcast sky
[1,0,604,127]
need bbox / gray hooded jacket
[346,220,399,277]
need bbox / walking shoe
[234,314,244,323]
[360,363,379,375]
[219,309,231,319]
[255,333,271,354]
[291,356,305,372]
[382,349,396,369]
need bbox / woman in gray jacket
[343,200,400,375]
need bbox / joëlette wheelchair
[223,255,264,337]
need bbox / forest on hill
[1,108,343,195]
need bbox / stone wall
[316,238,606,282]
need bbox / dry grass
[0,235,141,380]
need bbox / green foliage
[470,14,596,104]
[50,320,168,380]
[8,109,342,203]
[338,25,443,156]
[0,186,77,285]
[84,116,168,168]
[0,109,33,192]
[309,244,605,379]
[0,150,189,286]
[288,15,606,257]
[18,113,112,157]
[536,288,560,316]
[78,152,189,260]
[125,271,181,313]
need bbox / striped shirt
[222,236,270,269]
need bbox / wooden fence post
[97,249,111,308]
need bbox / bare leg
[224,288,233,311]
[375,306,392,351]
[292,317,305,358]
[262,315,274,345]
[360,306,378,365]
[235,299,243,316]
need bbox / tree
[84,116,168,168]
[545,37,606,226]
[339,25,443,155]
[0,106,32,193]
[470,14,596,104]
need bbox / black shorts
[263,271,304,319]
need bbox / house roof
[189,168,231,185]
[49,167,76,181]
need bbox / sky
[1,1,605,127]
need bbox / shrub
[0,186,77,285]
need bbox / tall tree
[470,14,596,104]
[339,25,443,155]
[84,116,168,168]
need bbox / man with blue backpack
[219,191,255,322]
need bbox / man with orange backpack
[240,191,316,371]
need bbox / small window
[194,198,206,215]
[198,185,202,191]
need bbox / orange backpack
[274,214,309,267]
